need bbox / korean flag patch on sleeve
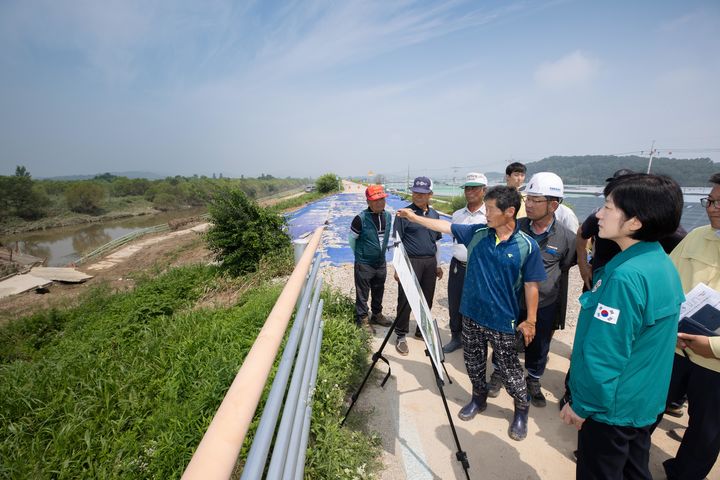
[594,303,620,324]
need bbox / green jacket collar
[603,241,662,277]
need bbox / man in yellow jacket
[662,172,720,480]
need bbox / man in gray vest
[349,184,393,332]
[513,172,576,407]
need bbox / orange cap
[365,184,387,201]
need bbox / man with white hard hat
[506,161,579,233]
[487,173,576,403]
[444,172,488,353]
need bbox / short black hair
[603,173,682,242]
[485,185,522,218]
[710,173,720,186]
[505,162,526,176]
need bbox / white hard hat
[525,172,564,198]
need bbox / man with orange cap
[349,184,394,331]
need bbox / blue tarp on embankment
[285,193,454,267]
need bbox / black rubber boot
[508,403,530,441]
[442,333,462,353]
[458,390,488,421]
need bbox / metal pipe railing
[277,297,324,479]
[240,256,322,480]
[182,225,325,480]
[265,276,323,479]
[293,311,324,479]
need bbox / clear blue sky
[1,0,718,180]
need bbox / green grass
[394,192,461,215]
[0,266,380,479]
[269,191,328,211]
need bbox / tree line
[0,167,309,223]
[525,156,717,186]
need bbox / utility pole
[646,140,657,174]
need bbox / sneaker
[487,370,502,398]
[395,337,409,356]
[526,376,546,408]
[370,313,392,327]
[414,326,423,338]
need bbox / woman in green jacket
[560,174,685,479]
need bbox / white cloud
[534,50,600,88]
[252,1,523,79]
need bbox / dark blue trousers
[395,256,437,337]
[519,302,559,378]
[447,257,466,336]
[661,353,720,480]
[353,262,386,322]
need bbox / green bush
[315,174,340,194]
[450,195,466,212]
[153,192,179,211]
[0,166,50,220]
[206,186,291,275]
[64,182,106,214]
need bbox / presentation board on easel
[392,238,444,381]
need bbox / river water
[386,182,711,233]
[1,208,206,267]
[4,184,711,268]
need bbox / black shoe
[509,404,529,441]
[414,326,423,338]
[370,313,392,327]
[442,335,462,353]
[664,402,684,418]
[458,392,487,421]
[487,370,502,398]
[526,376,546,408]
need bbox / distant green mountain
[42,171,165,180]
[525,155,717,186]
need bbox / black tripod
[341,315,471,479]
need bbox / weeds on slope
[0,267,380,479]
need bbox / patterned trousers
[462,317,529,408]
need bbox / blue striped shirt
[451,223,547,333]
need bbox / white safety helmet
[525,172,564,198]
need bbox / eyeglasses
[525,197,549,205]
[701,198,720,208]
